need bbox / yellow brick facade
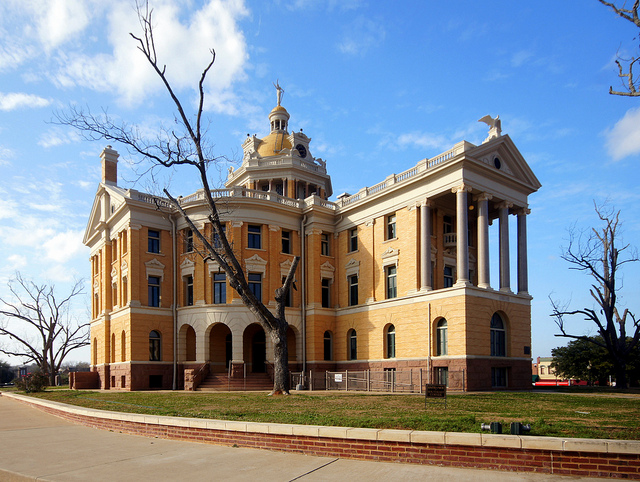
[85,100,540,391]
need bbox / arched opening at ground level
[243,323,266,373]
[209,323,232,373]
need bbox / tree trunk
[613,359,628,389]
[269,322,290,395]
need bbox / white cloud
[43,230,85,264]
[38,128,82,148]
[604,106,640,160]
[0,92,51,111]
[337,16,385,56]
[52,0,250,108]
[397,132,449,151]
[0,145,14,166]
[34,0,96,52]
[6,254,27,270]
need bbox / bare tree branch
[0,273,87,385]
[551,202,639,388]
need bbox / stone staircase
[196,372,273,391]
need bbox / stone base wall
[5,393,639,480]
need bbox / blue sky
[1,0,639,365]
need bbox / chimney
[100,145,119,185]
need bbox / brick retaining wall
[2,392,639,479]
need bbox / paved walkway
[0,396,602,481]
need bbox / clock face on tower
[295,144,307,158]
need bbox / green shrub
[14,372,49,393]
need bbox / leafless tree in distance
[551,203,639,388]
[0,273,87,386]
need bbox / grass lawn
[4,388,639,440]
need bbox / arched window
[348,329,357,360]
[149,330,161,361]
[436,319,448,356]
[323,331,333,361]
[111,333,116,363]
[490,313,506,357]
[385,325,396,358]
[121,331,126,362]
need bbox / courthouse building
[84,92,541,391]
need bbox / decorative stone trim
[345,258,360,278]
[146,258,166,280]
[245,254,267,274]
[320,261,335,281]
[3,392,638,480]
[179,258,195,278]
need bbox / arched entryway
[209,323,232,373]
[185,326,196,361]
[243,323,266,373]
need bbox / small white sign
[334,374,343,382]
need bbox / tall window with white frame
[213,273,226,304]
[321,233,330,256]
[184,276,194,306]
[436,319,448,356]
[185,229,194,252]
[213,224,226,250]
[386,324,396,358]
[148,276,160,307]
[490,313,506,357]
[323,331,332,361]
[349,228,358,252]
[281,230,291,254]
[386,265,397,299]
[348,275,358,306]
[248,273,262,302]
[444,265,454,288]
[321,278,331,308]
[248,225,261,249]
[148,229,160,253]
[348,329,357,360]
[386,213,396,240]
[149,330,161,361]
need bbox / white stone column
[453,184,472,287]
[476,193,492,289]
[499,201,513,293]
[420,199,433,291]
[517,208,531,295]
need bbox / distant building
[84,91,541,391]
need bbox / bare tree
[0,273,87,386]
[551,204,639,388]
[56,2,298,395]
[598,0,640,96]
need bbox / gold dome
[256,131,292,157]
[270,105,288,114]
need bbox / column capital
[498,201,513,210]
[451,183,472,194]
[516,207,531,216]
[474,192,493,202]
[420,198,435,208]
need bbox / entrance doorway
[252,330,266,373]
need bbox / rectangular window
[436,367,449,386]
[185,276,193,306]
[386,265,397,299]
[321,233,330,256]
[185,229,194,253]
[444,265,454,288]
[348,275,358,306]
[443,215,453,234]
[321,278,330,308]
[148,276,160,307]
[213,273,226,304]
[386,213,396,240]
[349,228,358,252]
[248,273,262,302]
[213,225,226,250]
[248,225,261,249]
[148,229,160,253]
[281,230,291,254]
[491,367,507,388]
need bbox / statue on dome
[273,80,284,106]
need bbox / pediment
[345,258,360,270]
[381,247,399,259]
[245,254,267,273]
[83,184,129,246]
[179,258,194,270]
[469,135,541,193]
[148,258,167,270]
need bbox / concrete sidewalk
[0,396,602,481]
